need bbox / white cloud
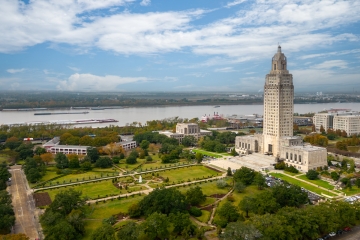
[7,68,25,73]
[57,73,148,91]
[214,67,237,72]
[225,0,247,8]
[140,0,151,6]
[68,66,80,72]
[299,49,360,60]
[313,60,348,69]
[0,0,359,63]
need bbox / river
[1,102,360,128]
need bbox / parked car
[343,227,351,232]
[329,232,336,237]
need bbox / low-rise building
[313,111,360,136]
[159,123,212,143]
[43,137,90,155]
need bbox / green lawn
[178,180,231,196]
[82,195,144,239]
[0,154,9,162]
[270,173,337,197]
[196,210,211,223]
[341,187,360,195]
[192,149,223,158]
[200,197,216,207]
[158,166,220,183]
[297,175,334,190]
[42,179,122,200]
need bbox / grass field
[178,180,232,196]
[82,195,144,240]
[270,173,337,197]
[297,175,335,190]
[196,210,211,223]
[341,187,360,195]
[200,197,216,207]
[158,165,220,183]
[192,149,223,158]
[43,179,122,200]
[0,154,9,162]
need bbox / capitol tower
[263,45,294,157]
[235,46,327,172]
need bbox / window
[286,152,288,159]
[290,153,293,160]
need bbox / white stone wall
[333,115,360,136]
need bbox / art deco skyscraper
[263,46,294,157]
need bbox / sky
[0,0,359,93]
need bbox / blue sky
[0,0,359,92]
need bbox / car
[343,227,351,232]
[329,232,336,237]
[336,230,343,235]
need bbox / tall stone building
[235,46,327,172]
[263,46,294,156]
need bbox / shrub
[216,179,228,189]
[189,207,202,217]
[285,166,299,174]
[306,170,319,180]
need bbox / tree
[271,183,308,208]
[217,201,240,223]
[233,166,255,185]
[49,189,85,215]
[195,152,203,163]
[34,146,46,155]
[222,222,262,240]
[140,140,150,150]
[239,196,254,218]
[68,154,80,169]
[95,157,113,168]
[216,179,228,189]
[26,168,42,183]
[138,212,170,240]
[103,143,123,157]
[253,173,266,190]
[138,188,188,216]
[227,167,232,176]
[81,161,92,171]
[320,125,325,133]
[355,178,360,188]
[91,223,115,240]
[0,233,30,240]
[117,221,139,240]
[43,219,78,240]
[0,190,15,233]
[40,152,53,165]
[87,147,99,163]
[234,181,246,193]
[331,172,340,181]
[230,148,238,156]
[54,153,69,169]
[169,212,196,236]
[0,165,11,190]
[306,170,319,180]
[79,135,93,146]
[185,186,206,206]
[181,136,197,147]
[126,154,137,164]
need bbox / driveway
[9,165,40,239]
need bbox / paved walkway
[9,166,41,240]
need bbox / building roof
[283,144,326,152]
[50,145,89,150]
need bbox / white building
[313,111,360,136]
[43,137,89,155]
[159,123,212,143]
[235,46,327,172]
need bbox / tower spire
[277,45,281,53]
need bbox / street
[9,165,40,240]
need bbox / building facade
[235,46,327,172]
[313,111,360,136]
[159,123,212,143]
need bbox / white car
[329,232,336,237]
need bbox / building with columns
[235,46,327,172]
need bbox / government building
[235,46,327,172]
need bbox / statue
[139,175,142,183]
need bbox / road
[9,165,40,240]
